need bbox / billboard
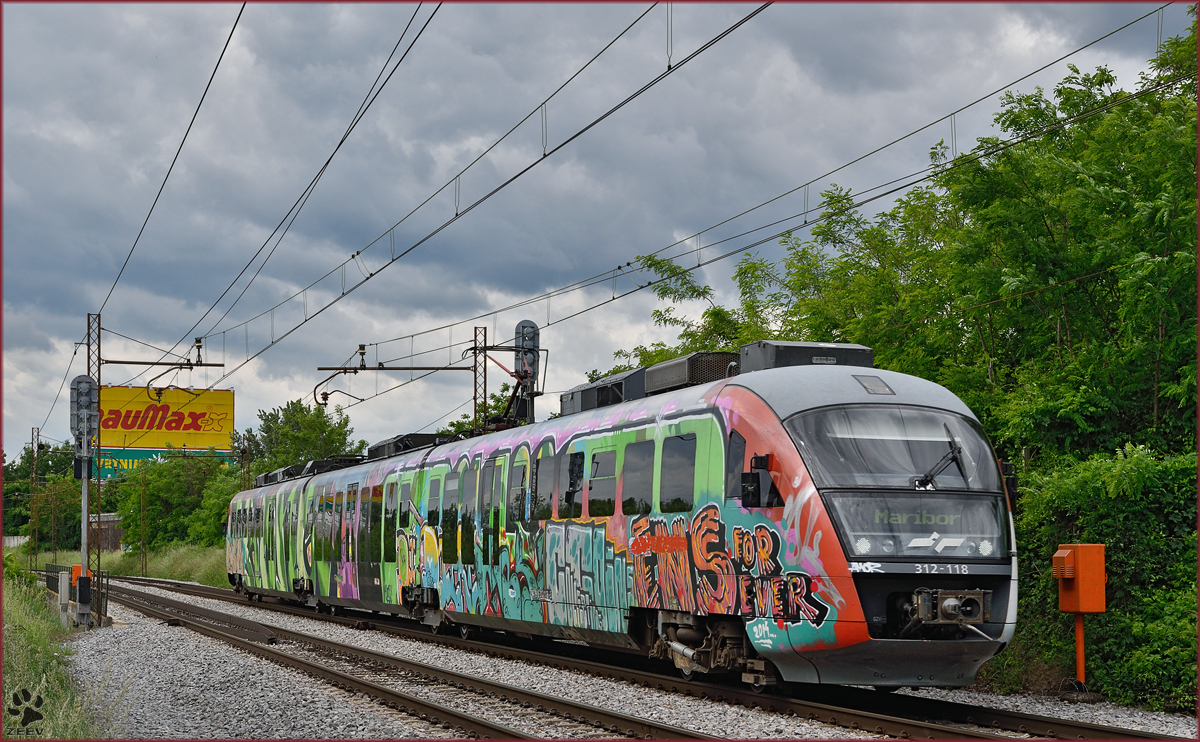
[98,386,234,451]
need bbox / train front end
[727,366,1016,688]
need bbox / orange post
[1075,614,1085,683]
[1053,544,1106,686]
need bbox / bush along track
[1,552,122,738]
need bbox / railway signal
[314,320,545,430]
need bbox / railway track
[106,583,713,740]
[107,576,1187,740]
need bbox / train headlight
[964,541,978,556]
[880,538,895,554]
[979,539,994,557]
[855,537,872,554]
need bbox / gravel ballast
[71,581,1196,739]
[69,601,455,739]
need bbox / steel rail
[108,578,999,739]
[108,583,278,643]
[266,622,717,739]
[109,576,1188,740]
[106,589,530,739]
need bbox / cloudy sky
[3,2,1189,459]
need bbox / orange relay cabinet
[1053,543,1105,614]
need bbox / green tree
[3,442,77,537]
[620,13,1196,464]
[186,467,243,546]
[608,13,1197,708]
[232,399,366,475]
[108,449,234,550]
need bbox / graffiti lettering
[630,532,687,554]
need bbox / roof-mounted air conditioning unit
[738,340,873,372]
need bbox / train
[226,340,1017,689]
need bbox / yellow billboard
[99,386,234,450]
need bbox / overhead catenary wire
[111,3,438,389]
[93,3,1175,435]
[111,0,1171,394]
[152,0,653,390]
[98,3,246,314]
[198,3,436,339]
[352,0,1177,357]
[101,327,190,361]
[196,1,660,350]
[190,3,772,392]
[338,70,1190,411]
[39,339,84,431]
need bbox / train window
[559,452,585,519]
[726,430,747,500]
[784,405,1002,491]
[530,455,555,521]
[480,461,495,565]
[660,434,697,513]
[622,440,655,515]
[491,462,505,562]
[266,503,274,560]
[427,477,442,528]
[398,482,412,529]
[442,472,460,563]
[311,495,320,563]
[317,487,328,564]
[460,464,478,565]
[507,464,526,530]
[383,483,398,562]
[588,450,617,517]
[481,461,504,565]
[350,484,362,559]
[367,485,383,562]
[334,489,347,561]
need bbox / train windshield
[822,491,1007,559]
[784,405,1001,491]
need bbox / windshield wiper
[913,423,964,489]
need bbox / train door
[332,484,345,597]
[397,474,418,590]
[505,455,527,555]
[478,456,505,614]
[480,457,505,567]
[656,431,703,612]
[264,498,275,590]
[441,468,460,565]
[381,472,400,604]
[423,472,443,588]
[357,482,384,603]
[548,445,586,625]
[520,446,555,621]
[460,458,479,571]
[344,482,360,598]
[314,484,331,599]
[299,481,315,592]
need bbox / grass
[11,544,230,589]
[1,560,120,739]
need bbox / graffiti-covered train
[227,341,1017,689]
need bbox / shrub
[1002,445,1197,711]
